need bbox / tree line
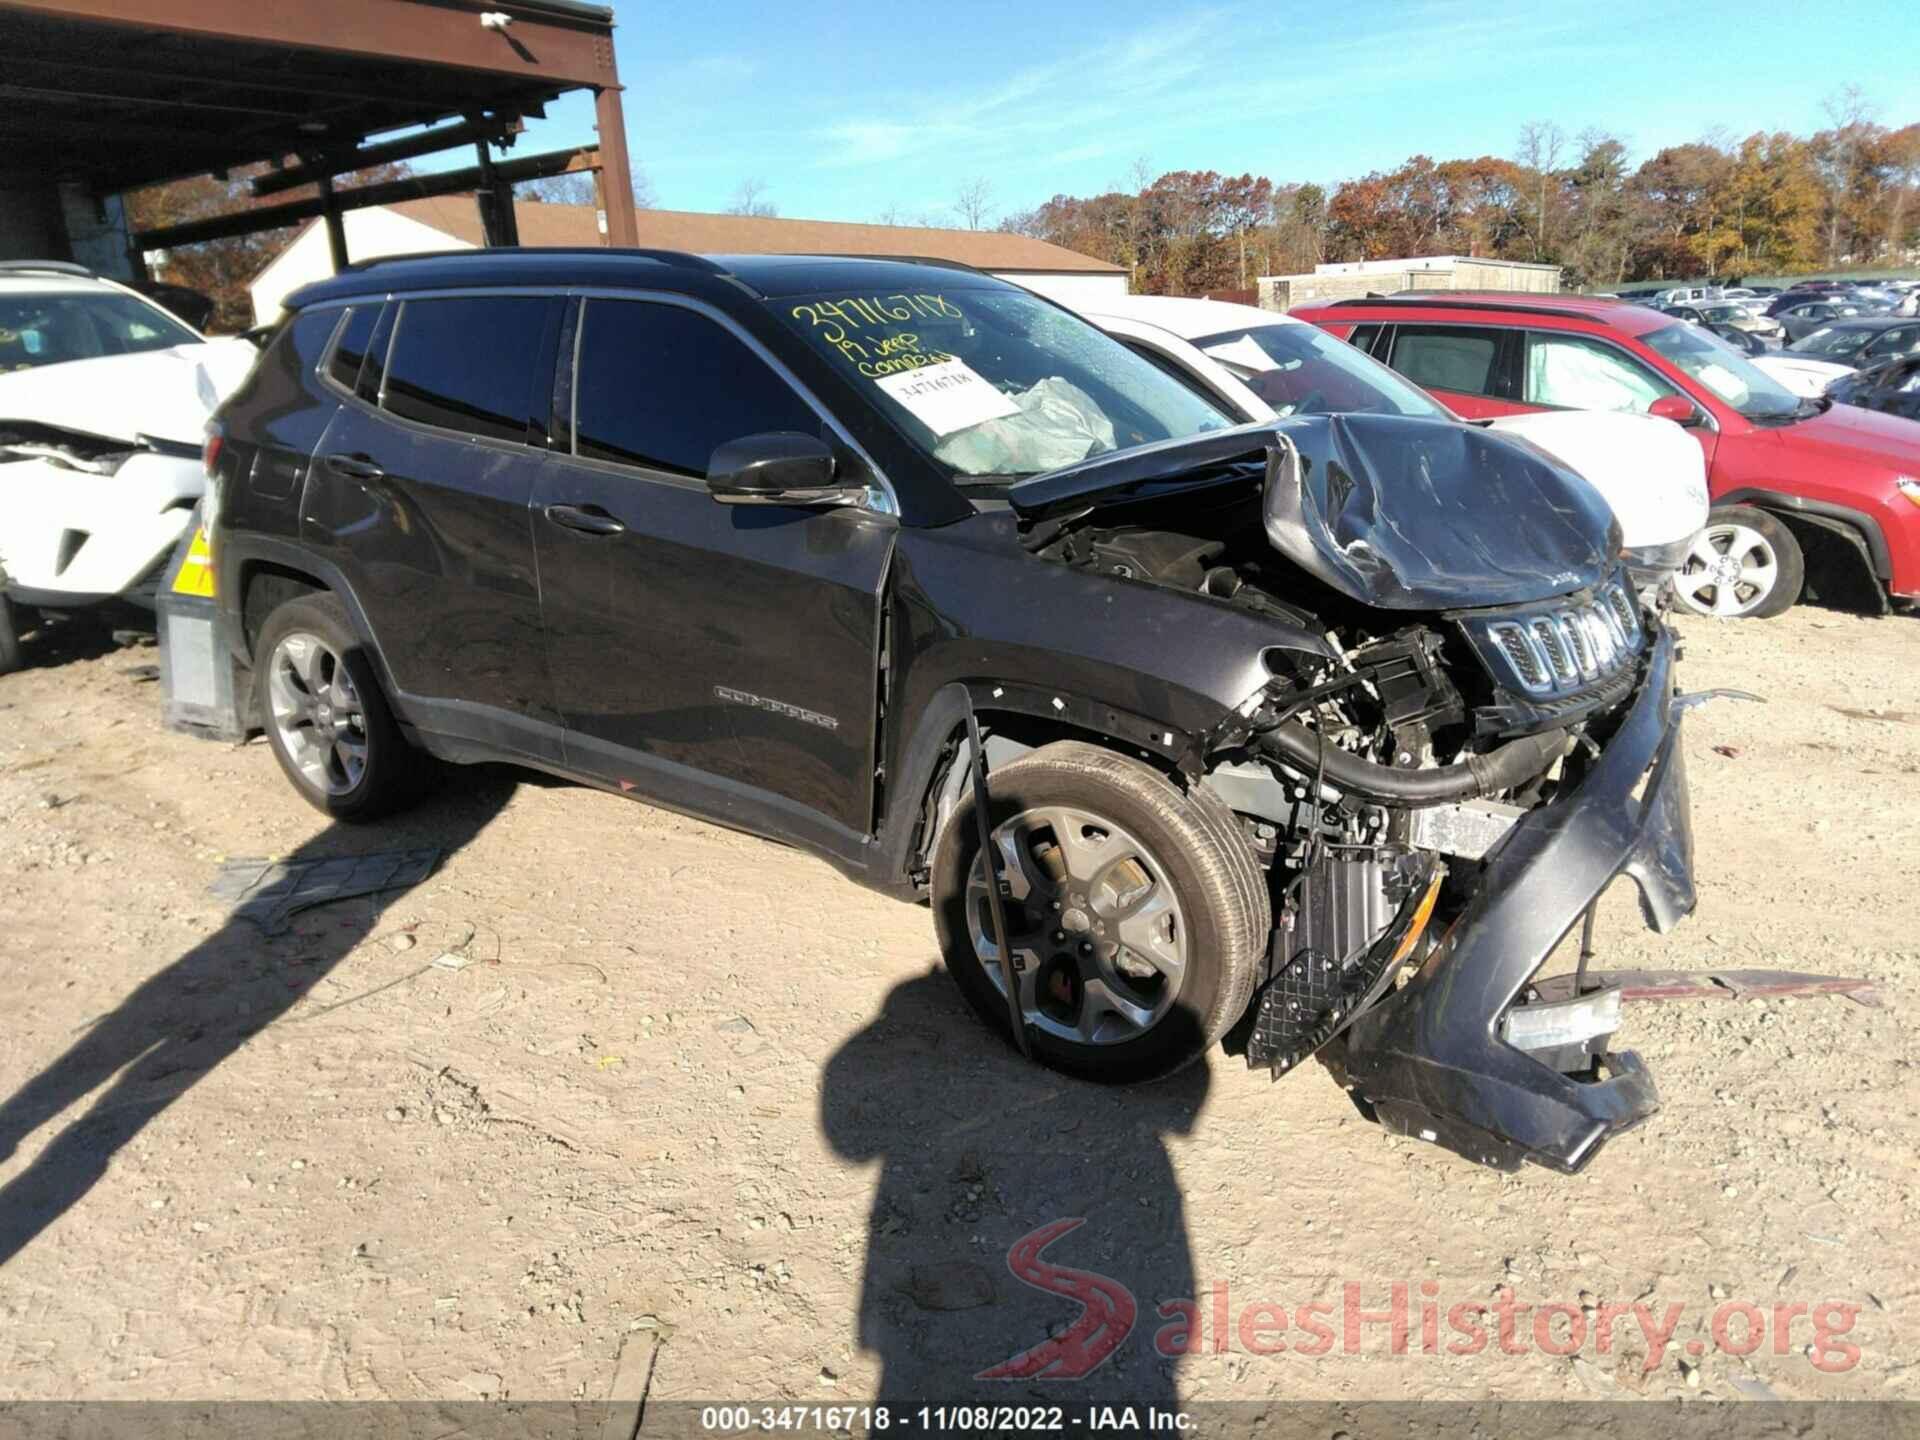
[999,90,1919,294]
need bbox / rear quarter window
[325,306,378,392]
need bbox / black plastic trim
[1715,488,1892,580]
[1340,626,1694,1173]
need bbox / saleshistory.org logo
[977,1220,1864,1379]
[976,1219,1138,1380]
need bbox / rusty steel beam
[252,117,526,196]
[134,144,598,250]
[0,0,619,89]
[593,85,638,247]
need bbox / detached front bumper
[1342,625,1694,1173]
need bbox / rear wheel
[932,741,1268,1084]
[1672,506,1804,619]
[254,592,428,821]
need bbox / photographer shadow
[821,968,1210,1409]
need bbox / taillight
[201,425,225,531]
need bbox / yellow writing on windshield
[791,294,965,376]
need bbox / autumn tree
[125,159,412,331]
[982,95,1915,297]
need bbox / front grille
[1530,617,1570,680]
[1498,627,1544,687]
[1605,585,1638,636]
[1475,579,1643,702]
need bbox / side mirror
[706,432,862,508]
[1648,394,1704,427]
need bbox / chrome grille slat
[1471,581,1645,701]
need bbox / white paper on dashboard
[875,358,1021,437]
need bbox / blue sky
[475,0,1918,224]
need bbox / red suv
[1294,293,1920,618]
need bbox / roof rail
[335,246,730,277]
[1322,293,1624,324]
[0,259,100,279]
[814,253,989,274]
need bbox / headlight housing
[1898,477,1920,510]
[201,427,224,532]
[1623,534,1697,581]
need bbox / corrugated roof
[382,196,1126,274]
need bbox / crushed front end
[1015,414,1700,1173]
[1326,626,1691,1172]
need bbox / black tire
[253,591,427,821]
[0,592,20,675]
[932,740,1269,1084]
[1672,505,1805,619]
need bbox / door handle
[325,452,386,481]
[544,503,627,536]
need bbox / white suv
[0,262,257,671]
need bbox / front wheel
[932,741,1269,1084]
[1671,506,1805,619]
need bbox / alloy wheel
[1673,523,1779,618]
[966,804,1188,1046]
[266,632,369,796]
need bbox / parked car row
[1292,291,1920,619]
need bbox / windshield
[0,290,199,373]
[1791,326,1871,358]
[1189,322,1450,420]
[776,287,1232,479]
[1643,322,1803,420]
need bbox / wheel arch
[874,679,1230,899]
[222,537,407,706]
[1714,489,1891,613]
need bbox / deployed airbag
[935,376,1116,475]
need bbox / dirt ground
[0,605,1915,1410]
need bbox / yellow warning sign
[171,527,216,599]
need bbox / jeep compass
[207,250,1701,1171]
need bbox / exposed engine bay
[1010,416,1683,1170]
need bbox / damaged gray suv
[207,250,1699,1172]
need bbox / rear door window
[1522,332,1676,414]
[1385,325,1506,397]
[382,296,554,443]
[572,299,821,477]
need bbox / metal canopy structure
[0,0,639,263]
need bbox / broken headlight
[1622,534,1696,588]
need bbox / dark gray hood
[1263,414,1619,609]
[1010,415,1620,610]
